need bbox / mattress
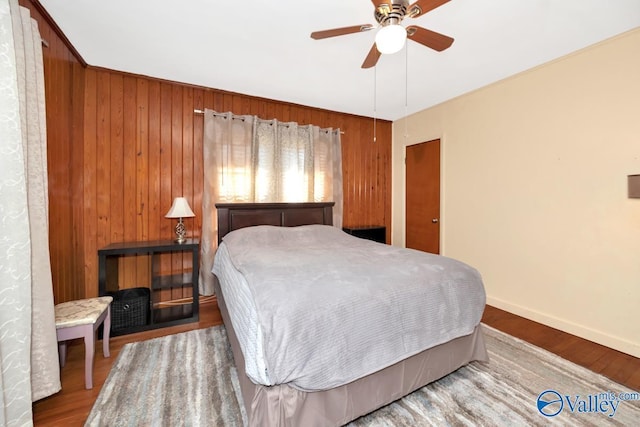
[213,224,486,391]
[213,242,268,384]
[215,275,489,427]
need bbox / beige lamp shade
[165,197,195,218]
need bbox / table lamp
[165,197,195,243]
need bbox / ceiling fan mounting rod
[375,0,409,26]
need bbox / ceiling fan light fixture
[375,23,406,55]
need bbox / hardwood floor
[32,299,223,426]
[482,305,640,391]
[32,303,639,426]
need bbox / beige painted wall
[392,28,640,357]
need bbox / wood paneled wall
[22,0,392,303]
[20,0,87,304]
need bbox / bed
[212,202,488,426]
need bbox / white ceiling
[39,0,640,121]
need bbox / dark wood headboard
[216,202,335,243]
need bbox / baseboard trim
[486,296,640,358]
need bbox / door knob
[432,218,439,223]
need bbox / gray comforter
[220,224,486,391]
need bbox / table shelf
[152,272,194,290]
[98,239,200,336]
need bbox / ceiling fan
[310,0,454,69]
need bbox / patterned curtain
[199,110,343,295]
[0,0,61,425]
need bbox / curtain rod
[193,109,344,134]
[194,109,245,120]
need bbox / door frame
[404,138,442,255]
[391,135,447,251]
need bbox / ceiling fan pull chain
[373,65,377,143]
[404,42,409,141]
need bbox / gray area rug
[85,325,640,426]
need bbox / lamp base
[174,218,187,244]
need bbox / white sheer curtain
[0,1,61,425]
[199,110,343,295]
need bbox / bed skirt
[213,278,489,427]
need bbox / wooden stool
[54,296,113,389]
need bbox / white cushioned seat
[55,296,113,328]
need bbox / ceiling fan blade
[361,44,381,69]
[407,0,451,18]
[311,24,374,40]
[406,26,454,51]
